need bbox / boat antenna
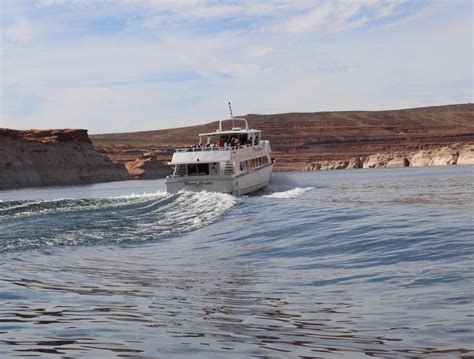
[228,101,234,129]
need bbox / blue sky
[1,0,472,133]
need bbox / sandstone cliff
[126,152,172,180]
[304,143,474,171]
[457,146,474,165]
[0,129,131,189]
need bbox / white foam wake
[1,191,172,220]
[263,187,313,199]
[170,191,236,228]
[112,191,169,199]
[1,190,237,251]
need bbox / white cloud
[285,3,334,33]
[248,46,272,59]
[140,0,300,22]
[1,0,472,132]
[284,0,411,34]
[3,17,36,43]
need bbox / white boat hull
[166,163,273,196]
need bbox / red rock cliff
[0,128,131,189]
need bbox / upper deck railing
[175,143,256,153]
[218,117,248,132]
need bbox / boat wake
[0,191,235,253]
[262,187,313,199]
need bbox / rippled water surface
[1,167,473,358]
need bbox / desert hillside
[91,104,474,171]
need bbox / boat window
[242,156,272,170]
[209,162,219,174]
[174,164,186,176]
[198,163,209,175]
[187,164,198,176]
[187,163,209,176]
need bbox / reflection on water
[2,253,471,358]
[0,167,473,358]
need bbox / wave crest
[263,187,313,199]
[0,191,235,252]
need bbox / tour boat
[165,109,274,195]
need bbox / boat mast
[228,101,234,129]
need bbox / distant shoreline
[1,103,473,190]
[91,103,474,172]
[302,143,474,171]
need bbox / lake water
[0,167,473,358]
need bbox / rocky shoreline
[304,143,474,171]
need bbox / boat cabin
[166,106,274,195]
[169,118,271,178]
[198,118,261,148]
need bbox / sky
[1,0,472,133]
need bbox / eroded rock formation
[126,152,172,180]
[410,150,433,167]
[457,145,474,165]
[304,143,474,171]
[347,157,364,169]
[363,153,389,168]
[386,155,409,168]
[428,146,459,166]
[0,128,131,189]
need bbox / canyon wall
[0,129,132,189]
